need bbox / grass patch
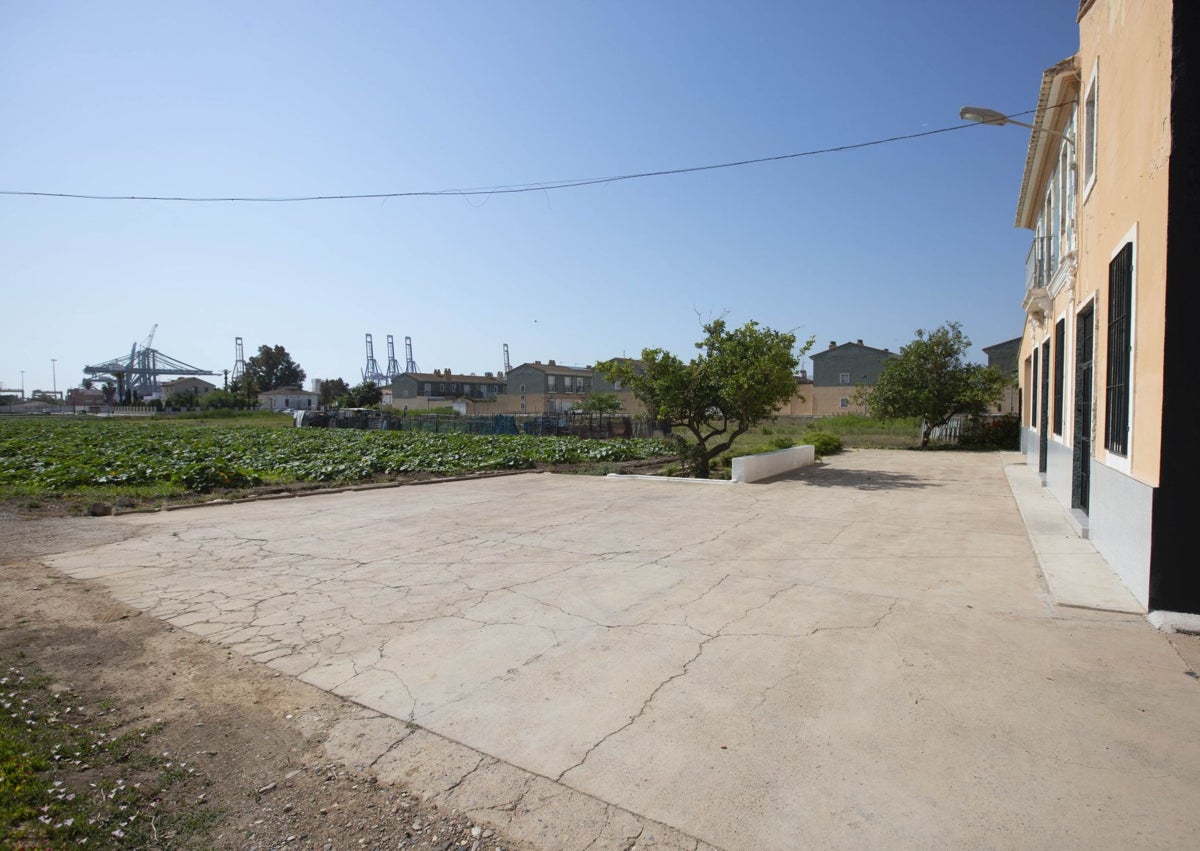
[0,662,217,848]
[737,415,922,450]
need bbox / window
[839,372,851,385]
[1060,115,1076,255]
[1083,68,1098,194]
[1053,319,1065,436]
[547,375,557,393]
[1031,347,1040,427]
[1105,242,1133,456]
[839,397,849,408]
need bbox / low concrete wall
[732,445,816,483]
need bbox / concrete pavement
[46,450,1200,849]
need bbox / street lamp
[51,358,57,399]
[19,370,24,401]
[960,106,1074,147]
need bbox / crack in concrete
[555,633,715,783]
[443,754,492,796]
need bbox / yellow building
[1010,0,1198,613]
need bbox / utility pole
[20,370,24,400]
[51,358,57,400]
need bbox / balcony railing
[1025,235,1059,292]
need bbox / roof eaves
[1015,55,1079,229]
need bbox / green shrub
[958,414,1020,451]
[801,430,843,458]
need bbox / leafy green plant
[801,430,843,458]
[173,461,264,493]
[0,419,673,500]
[958,414,1020,450]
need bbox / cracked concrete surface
[46,450,1200,849]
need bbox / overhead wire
[0,105,1068,204]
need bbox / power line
[0,106,1061,204]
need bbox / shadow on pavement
[766,463,937,490]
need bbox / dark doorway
[1039,339,1051,473]
[1073,306,1094,512]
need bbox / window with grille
[1105,242,1132,456]
[1031,347,1040,427]
[839,372,850,384]
[1053,319,1065,436]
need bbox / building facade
[257,388,318,411]
[982,337,1021,415]
[809,340,897,415]
[1013,1,1199,613]
[504,361,594,413]
[391,370,506,403]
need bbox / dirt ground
[0,509,534,850]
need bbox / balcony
[1025,235,1057,292]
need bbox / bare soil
[0,509,534,850]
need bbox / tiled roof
[399,372,505,384]
[511,362,592,376]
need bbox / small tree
[317,377,350,407]
[229,375,259,408]
[343,381,382,408]
[200,388,240,410]
[864,322,1008,447]
[246,344,306,391]
[599,319,809,479]
[577,392,622,414]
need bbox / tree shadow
[761,462,937,490]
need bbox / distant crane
[83,327,218,400]
[502,343,512,379]
[231,337,246,383]
[404,336,420,374]
[361,333,386,384]
[384,335,401,381]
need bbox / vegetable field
[0,418,673,498]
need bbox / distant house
[505,361,593,413]
[391,370,506,403]
[776,370,815,417]
[808,340,897,415]
[65,387,106,407]
[161,377,218,402]
[982,337,1021,415]
[257,387,317,411]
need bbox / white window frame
[1082,60,1099,202]
[839,372,851,385]
[839,397,849,409]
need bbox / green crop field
[0,417,673,508]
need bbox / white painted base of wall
[1148,610,1200,635]
[732,445,816,483]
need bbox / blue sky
[1,1,1080,395]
